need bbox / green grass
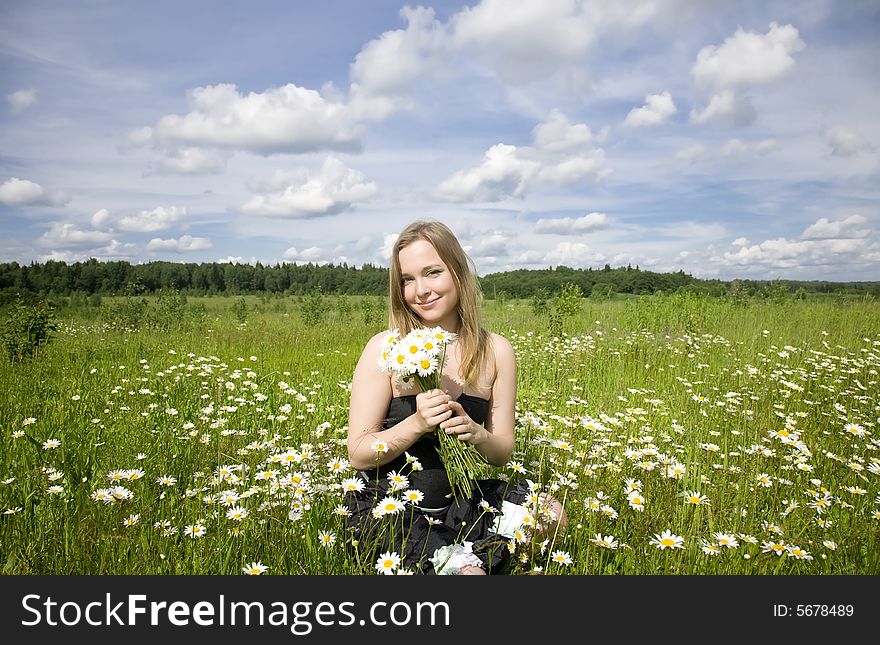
[1,293,878,575]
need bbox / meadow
[1,292,878,575]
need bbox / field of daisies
[1,292,878,575]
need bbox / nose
[415,278,431,298]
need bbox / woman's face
[398,239,459,331]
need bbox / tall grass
[1,293,877,574]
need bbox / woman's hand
[440,400,488,445]
[414,389,452,434]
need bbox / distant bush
[2,296,58,363]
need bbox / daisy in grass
[46,485,63,495]
[184,524,207,538]
[623,478,642,492]
[122,514,140,527]
[42,439,61,450]
[761,540,787,556]
[226,506,248,521]
[375,551,401,575]
[713,532,739,549]
[341,477,365,493]
[700,541,721,557]
[318,531,336,548]
[156,475,177,486]
[786,545,813,560]
[627,490,646,512]
[650,530,684,550]
[683,490,709,506]
[756,473,773,487]
[375,496,405,517]
[243,562,268,575]
[550,550,573,566]
[592,534,619,550]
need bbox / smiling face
[397,239,460,331]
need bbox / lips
[417,297,440,309]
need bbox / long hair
[388,220,490,386]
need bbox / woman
[346,220,566,574]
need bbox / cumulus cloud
[535,212,609,234]
[713,215,877,272]
[350,6,447,96]
[283,246,347,264]
[623,91,677,127]
[38,222,115,248]
[689,90,757,126]
[7,88,38,114]
[450,0,662,84]
[801,215,869,240]
[146,235,212,252]
[720,137,777,156]
[241,157,377,218]
[153,148,230,175]
[432,110,609,202]
[692,22,804,88]
[38,240,137,263]
[825,126,873,157]
[543,241,606,268]
[91,206,187,232]
[132,83,368,157]
[0,177,69,206]
[690,22,804,125]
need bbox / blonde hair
[389,220,490,386]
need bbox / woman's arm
[346,332,453,471]
[442,333,517,467]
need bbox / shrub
[2,296,58,363]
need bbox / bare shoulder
[489,332,515,364]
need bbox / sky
[1,0,879,281]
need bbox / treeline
[1,259,878,301]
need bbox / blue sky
[1,0,878,280]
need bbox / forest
[1,258,878,302]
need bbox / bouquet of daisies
[377,326,485,500]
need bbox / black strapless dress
[345,393,529,575]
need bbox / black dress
[345,393,529,574]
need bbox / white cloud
[713,215,877,272]
[689,90,757,126]
[432,143,539,202]
[825,126,873,157]
[692,22,805,89]
[283,246,330,263]
[0,177,69,206]
[241,157,377,218]
[38,222,114,248]
[153,148,229,175]
[690,23,804,126]
[146,235,212,252]
[350,6,446,96]
[38,240,137,263]
[7,88,38,114]
[801,215,869,240]
[543,241,606,267]
[623,91,677,127]
[432,111,609,202]
[450,0,662,84]
[92,206,187,233]
[138,83,366,156]
[535,212,609,234]
[675,144,705,163]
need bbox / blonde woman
[346,220,566,574]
